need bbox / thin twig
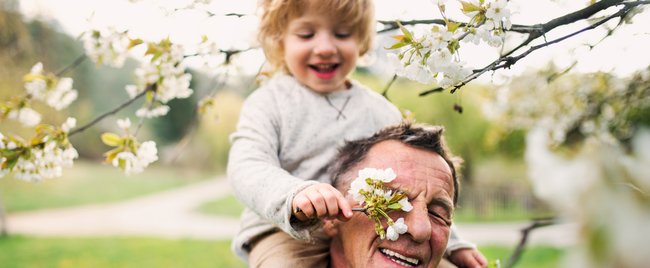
[381,74,398,99]
[68,88,150,137]
[55,54,87,77]
[505,218,556,268]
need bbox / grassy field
[0,236,563,268]
[0,236,246,268]
[0,161,214,213]
[195,194,245,217]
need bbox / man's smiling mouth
[379,248,420,267]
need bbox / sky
[17,0,650,79]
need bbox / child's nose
[313,35,336,57]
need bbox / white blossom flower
[46,77,78,110]
[386,218,408,241]
[112,151,141,175]
[117,118,131,130]
[8,107,41,127]
[61,117,76,133]
[486,0,511,25]
[111,141,158,175]
[136,141,158,167]
[398,197,413,212]
[136,105,170,118]
[23,62,78,110]
[13,142,78,182]
[83,27,131,68]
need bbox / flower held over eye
[348,167,413,241]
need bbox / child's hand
[292,183,353,222]
[448,248,488,268]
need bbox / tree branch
[68,87,151,137]
[419,1,644,96]
[505,218,557,268]
[55,54,87,77]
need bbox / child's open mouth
[309,63,339,79]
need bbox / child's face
[282,8,359,94]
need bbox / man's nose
[313,34,336,57]
[403,202,431,243]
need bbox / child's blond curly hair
[257,0,375,73]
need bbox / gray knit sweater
[227,74,473,260]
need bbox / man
[323,123,485,267]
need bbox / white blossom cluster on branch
[101,118,158,175]
[387,0,511,87]
[348,167,413,241]
[1,62,78,127]
[82,27,131,68]
[0,118,78,182]
[485,66,650,268]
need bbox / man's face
[329,140,455,268]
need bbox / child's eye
[334,32,351,39]
[296,32,314,39]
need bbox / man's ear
[323,218,339,237]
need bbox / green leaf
[461,1,482,13]
[103,148,121,164]
[396,21,413,41]
[101,133,122,147]
[387,203,402,210]
[447,21,460,33]
[386,41,408,50]
[145,43,159,56]
[128,38,144,49]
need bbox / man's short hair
[257,0,375,73]
[331,122,462,205]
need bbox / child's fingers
[305,189,329,218]
[336,191,353,220]
[292,193,316,220]
[317,188,341,218]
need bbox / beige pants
[248,230,458,268]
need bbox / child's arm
[227,89,319,239]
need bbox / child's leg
[248,230,329,268]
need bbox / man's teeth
[380,248,419,267]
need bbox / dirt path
[7,177,239,240]
[6,177,576,246]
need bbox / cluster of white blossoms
[125,39,193,118]
[2,62,78,127]
[484,67,650,146]
[349,167,413,241]
[388,0,511,88]
[102,118,159,175]
[0,118,78,181]
[485,67,650,267]
[82,27,131,68]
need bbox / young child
[227,0,487,267]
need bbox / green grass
[195,194,245,217]
[0,236,563,268]
[480,244,566,268]
[0,161,214,213]
[0,236,246,268]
